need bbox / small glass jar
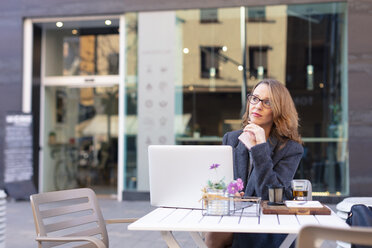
[205,188,230,216]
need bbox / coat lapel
[268,136,278,158]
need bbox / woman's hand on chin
[244,122,266,144]
[239,123,267,149]
[238,130,256,150]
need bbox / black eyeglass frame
[247,94,272,109]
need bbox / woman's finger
[244,125,257,133]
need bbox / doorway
[42,85,119,195]
[37,16,122,196]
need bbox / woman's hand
[238,130,255,150]
[234,191,245,197]
[238,122,266,149]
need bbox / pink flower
[236,178,244,191]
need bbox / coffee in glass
[291,180,309,201]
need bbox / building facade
[0,0,371,202]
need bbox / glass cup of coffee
[291,180,309,201]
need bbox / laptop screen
[148,145,233,209]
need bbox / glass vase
[205,188,230,215]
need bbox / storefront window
[176,8,243,141]
[40,18,121,195]
[124,2,348,196]
[44,19,119,76]
[42,86,119,194]
[124,13,139,190]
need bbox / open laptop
[148,145,233,209]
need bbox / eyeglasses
[247,94,271,109]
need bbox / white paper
[285,200,323,208]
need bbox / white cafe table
[128,206,349,248]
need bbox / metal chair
[296,225,372,248]
[30,188,137,248]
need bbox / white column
[137,12,176,191]
[22,19,33,113]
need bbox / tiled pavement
[4,197,338,248]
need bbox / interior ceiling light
[222,46,227,52]
[72,29,78,35]
[56,21,63,28]
[183,48,189,54]
[105,19,112,26]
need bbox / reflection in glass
[45,19,119,76]
[43,86,119,194]
[124,13,139,190]
[173,3,347,195]
[61,34,119,76]
[121,3,347,195]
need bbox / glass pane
[176,8,243,143]
[44,19,119,76]
[124,13,139,190]
[284,3,347,195]
[243,3,347,195]
[42,85,118,195]
[123,2,347,196]
[297,141,348,195]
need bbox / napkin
[285,200,323,208]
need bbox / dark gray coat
[223,130,304,200]
[223,130,304,248]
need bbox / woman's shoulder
[281,139,304,154]
[222,130,243,145]
[223,130,243,139]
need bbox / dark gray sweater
[222,130,304,200]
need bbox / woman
[205,78,303,248]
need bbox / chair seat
[336,240,351,248]
[336,197,372,213]
[336,210,348,220]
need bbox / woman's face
[248,83,274,129]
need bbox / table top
[128,206,349,234]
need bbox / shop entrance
[43,85,119,195]
[37,16,122,196]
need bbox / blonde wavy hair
[242,79,302,144]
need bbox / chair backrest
[296,225,372,248]
[292,179,312,201]
[30,188,108,248]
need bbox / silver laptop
[148,145,233,209]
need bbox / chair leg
[189,232,208,248]
[279,234,297,248]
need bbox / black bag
[346,204,372,248]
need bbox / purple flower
[227,181,238,195]
[209,163,220,170]
[227,178,244,195]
